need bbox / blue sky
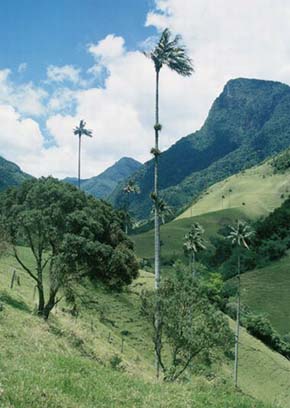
[1,0,290,179]
[0,0,155,83]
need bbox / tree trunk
[154,68,161,379]
[37,282,45,316]
[154,69,160,290]
[191,252,196,278]
[234,249,241,388]
[125,191,129,235]
[43,289,57,320]
[78,134,81,189]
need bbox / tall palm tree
[73,120,93,189]
[227,220,254,388]
[145,28,193,291]
[145,29,193,378]
[183,222,206,277]
[123,180,140,234]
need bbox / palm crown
[73,120,93,138]
[145,28,193,75]
[183,222,206,254]
[123,180,140,194]
[227,220,254,249]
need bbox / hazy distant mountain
[110,78,290,219]
[0,156,32,191]
[64,157,142,199]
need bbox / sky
[1,0,290,179]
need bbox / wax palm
[123,180,140,234]
[145,28,193,379]
[183,222,206,277]
[73,120,93,189]
[150,197,173,225]
[227,220,254,388]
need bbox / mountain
[0,156,32,191]
[64,157,142,199]
[110,78,290,219]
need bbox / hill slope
[178,150,290,220]
[0,249,289,407]
[111,78,290,219]
[0,156,32,191]
[240,253,290,336]
[65,157,141,199]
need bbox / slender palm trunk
[78,134,81,189]
[125,192,129,235]
[191,251,196,278]
[154,68,161,380]
[234,249,241,388]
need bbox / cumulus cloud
[88,34,125,63]
[146,0,290,129]
[0,69,47,116]
[47,65,83,85]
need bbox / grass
[0,248,289,407]
[240,253,290,335]
[177,161,290,220]
[132,208,244,261]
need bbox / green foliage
[243,312,290,359]
[141,271,233,382]
[271,147,290,172]
[0,177,138,318]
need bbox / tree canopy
[0,177,138,318]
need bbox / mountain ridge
[110,77,290,219]
[0,156,32,191]
[64,157,142,199]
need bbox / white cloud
[146,0,290,130]
[0,69,47,116]
[0,104,43,161]
[47,65,82,85]
[88,34,125,63]
[18,63,27,74]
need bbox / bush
[244,312,290,359]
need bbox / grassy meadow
[0,248,290,407]
[178,161,290,220]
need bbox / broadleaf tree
[0,177,138,319]
[141,269,233,382]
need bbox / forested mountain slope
[65,157,141,199]
[0,156,32,191]
[110,78,290,219]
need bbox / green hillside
[178,153,290,220]
[0,156,32,192]
[0,248,289,407]
[132,208,244,261]
[240,254,290,336]
[111,78,290,219]
[65,157,141,199]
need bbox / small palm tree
[150,197,173,225]
[183,222,206,278]
[73,120,93,189]
[227,220,254,388]
[145,28,193,379]
[123,180,140,234]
